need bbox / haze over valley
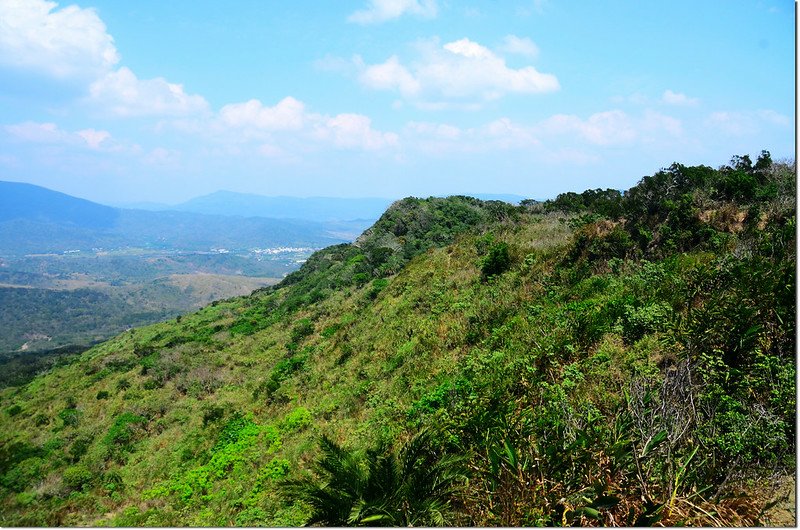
[0,181,398,384]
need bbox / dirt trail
[760,475,796,527]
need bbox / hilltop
[0,153,795,526]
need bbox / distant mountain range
[0,181,347,255]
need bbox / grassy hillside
[0,154,794,527]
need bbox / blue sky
[0,0,794,204]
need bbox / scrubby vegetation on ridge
[0,153,794,526]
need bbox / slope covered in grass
[0,154,795,526]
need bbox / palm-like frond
[280,429,466,527]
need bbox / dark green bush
[104,412,146,450]
[63,464,93,492]
[481,242,511,278]
[290,318,314,343]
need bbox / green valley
[0,153,794,526]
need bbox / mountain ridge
[0,154,794,526]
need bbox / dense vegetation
[0,267,281,362]
[0,248,307,365]
[0,153,794,526]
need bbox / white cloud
[220,97,306,130]
[88,67,209,117]
[5,121,64,143]
[499,35,539,57]
[207,97,400,152]
[355,37,559,103]
[540,110,637,146]
[537,109,684,147]
[348,0,437,24]
[76,128,110,148]
[0,0,119,80]
[5,121,67,143]
[706,109,790,136]
[358,55,421,97]
[404,118,538,154]
[443,38,493,59]
[402,108,686,158]
[314,113,399,150]
[662,89,699,106]
[5,120,119,150]
[0,1,208,118]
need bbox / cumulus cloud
[499,35,539,57]
[540,112,623,146]
[537,109,688,147]
[662,89,699,106]
[5,120,116,150]
[211,97,399,152]
[88,67,209,117]
[355,37,559,103]
[348,0,437,24]
[314,114,399,150]
[0,0,208,118]
[357,55,421,97]
[0,0,119,80]
[220,97,306,130]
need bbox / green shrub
[2,457,43,492]
[290,318,314,343]
[481,242,511,278]
[58,407,80,427]
[281,407,312,433]
[621,302,672,343]
[320,323,342,338]
[63,464,93,492]
[69,434,93,462]
[367,278,389,300]
[104,412,146,450]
